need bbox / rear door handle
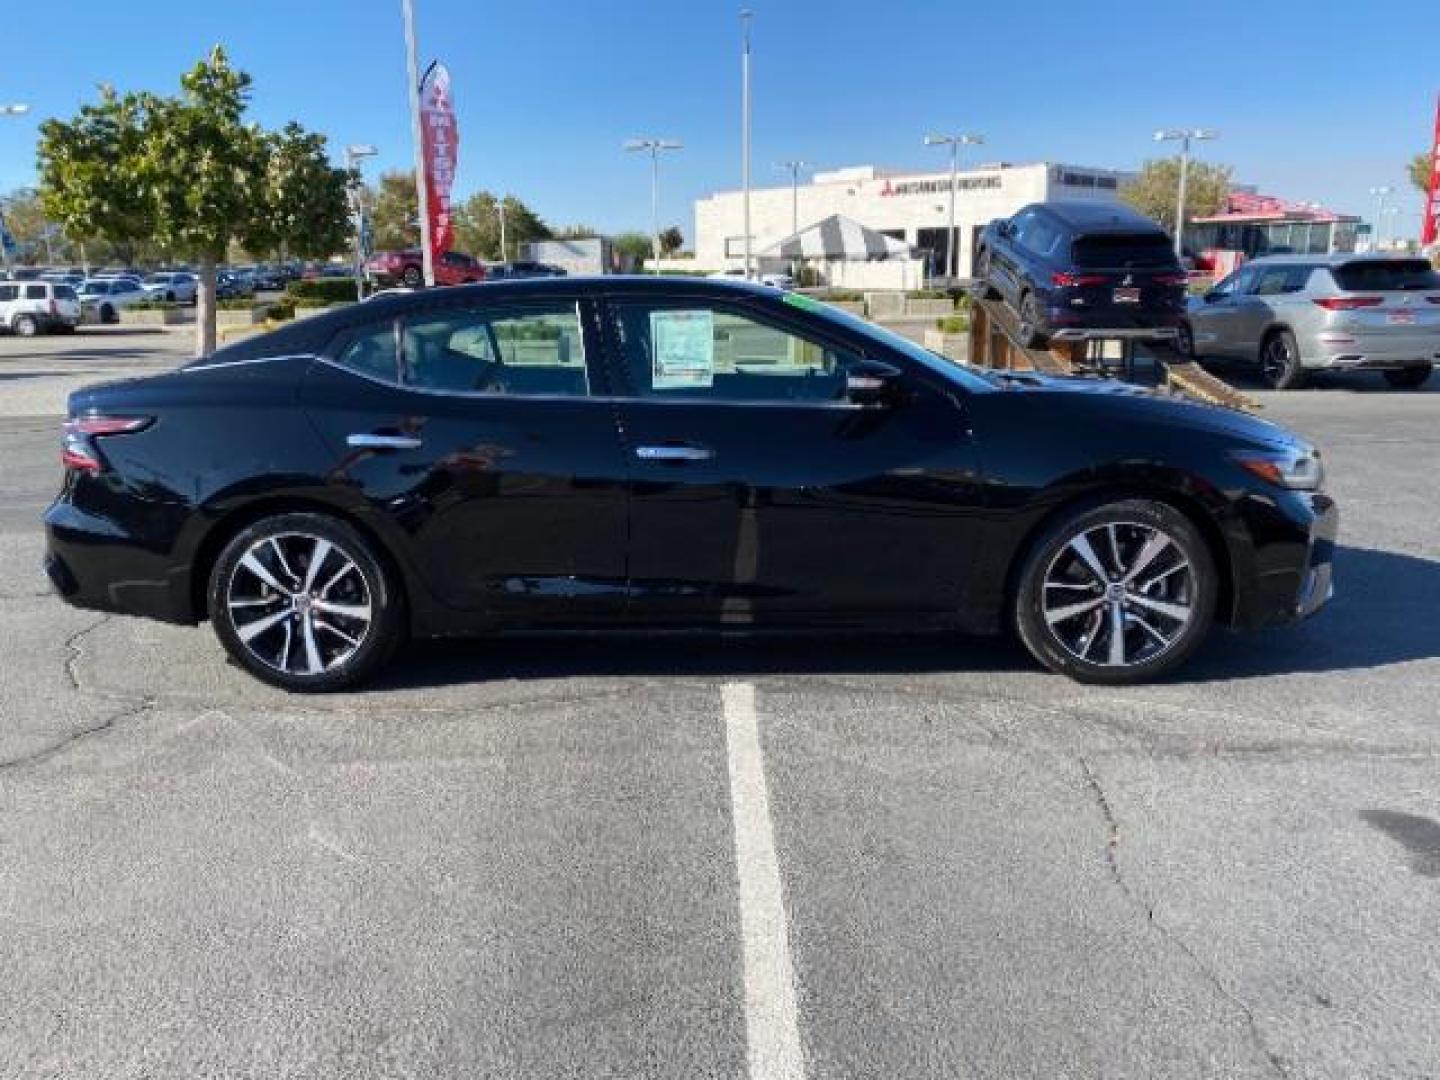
[635,444,713,462]
[347,433,423,450]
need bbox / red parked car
[364,249,487,288]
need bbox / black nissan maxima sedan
[44,278,1337,691]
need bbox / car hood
[988,371,1303,448]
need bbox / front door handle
[635,444,713,462]
[347,433,423,451]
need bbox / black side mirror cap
[847,358,903,407]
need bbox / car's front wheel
[208,512,404,692]
[1014,498,1217,685]
[13,315,38,337]
[401,266,423,288]
[1383,365,1432,390]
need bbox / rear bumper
[43,499,197,625]
[1304,335,1440,370]
[1043,302,1184,341]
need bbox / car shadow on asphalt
[367,545,1439,691]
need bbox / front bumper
[1230,490,1338,629]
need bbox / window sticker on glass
[649,309,715,389]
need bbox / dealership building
[691,161,1135,279]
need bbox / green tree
[612,230,654,269]
[658,225,685,257]
[368,171,420,251]
[453,192,550,261]
[0,188,64,265]
[41,48,352,355]
[554,224,600,240]
[1120,158,1232,235]
[1409,152,1434,196]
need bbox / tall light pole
[740,8,753,279]
[496,198,507,263]
[775,160,810,235]
[923,132,984,281]
[400,0,433,287]
[1381,205,1401,250]
[0,107,28,275]
[1369,186,1393,251]
[345,143,378,301]
[1154,128,1218,257]
[624,138,683,273]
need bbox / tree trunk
[196,257,218,357]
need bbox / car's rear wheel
[1175,320,1196,359]
[1260,329,1306,389]
[100,303,116,325]
[401,266,423,288]
[1383,365,1432,390]
[1014,498,1216,685]
[208,513,404,692]
[1018,291,1046,348]
[14,315,38,337]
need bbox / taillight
[1051,272,1109,287]
[1154,273,1190,287]
[61,415,152,473]
[1313,296,1383,311]
[1426,296,1440,305]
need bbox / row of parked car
[974,200,1439,389]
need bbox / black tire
[974,249,1000,299]
[1175,320,1196,359]
[165,291,176,302]
[1014,498,1217,685]
[207,512,405,692]
[100,303,116,325]
[1383,366,1432,390]
[1259,329,1306,389]
[1017,291,1046,349]
[13,315,38,338]
[401,266,423,288]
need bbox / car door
[1188,267,1255,358]
[1228,265,1289,359]
[994,209,1039,304]
[599,291,985,625]
[299,294,631,623]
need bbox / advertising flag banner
[419,63,458,266]
[1424,92,1440,247]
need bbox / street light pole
[400,0,434,287]
[1369,186,1393,250]
[923,132,984,281]
[776,160,810,235]
[497,198,507,263]
[1154,128,1218,258]
[624,138,683,273]
[345,143,378,302]
[740,9,753,280]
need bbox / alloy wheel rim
[1041,521,1194,668]
[1263,338,1289,382]
[225,532,372,677]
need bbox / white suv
[0,280,81,336]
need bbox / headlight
[1235,448,1324,490]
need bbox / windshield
[784,293,997,391]
[1332,260,1440,291]
[55,286,77,300]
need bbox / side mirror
[846,358,902,407]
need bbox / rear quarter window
[1071,234,1178,269]
[55,286,78,300]
[1331,260,1440,291]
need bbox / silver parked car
[1180,254,1440,389]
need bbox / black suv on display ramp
[976,201,1190,347]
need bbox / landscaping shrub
[216,298,258,310]
[128,300,181,311]
[286,277,357,303]
[936,314,970,334]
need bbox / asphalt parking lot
[2,327,1438,1079]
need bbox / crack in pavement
[0,695,157,772]
[61,613,112,692]
[1079,755,1293,1080]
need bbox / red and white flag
[1423,92,1439,247]
[420,63,458,265]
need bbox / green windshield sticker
[782,292,825,313]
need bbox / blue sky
[2,0,1434,241]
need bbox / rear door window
[25,285,47,300]
[1072,234,1178,269]
[1251,265,1315,296]
[1331,260,1440,291]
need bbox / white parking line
[723,681,806,1080]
